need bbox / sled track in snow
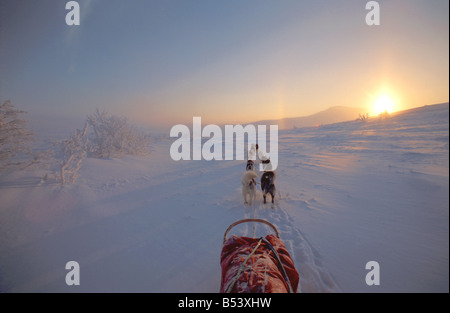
[242,197,341,293]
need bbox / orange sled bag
[220,219,299,293]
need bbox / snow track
[239,191,341,293]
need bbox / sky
[0,0,448,130]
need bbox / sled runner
[220,219,299,293]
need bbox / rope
[225,238,264,293]
[225,236,295,293]
[260,237,295,293]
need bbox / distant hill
[253,106,365,129]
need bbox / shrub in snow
[0,100,33,170]
[87,109,151,159]
[358,113,369,121]
[378,111,390,119]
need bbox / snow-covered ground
[0,103,448,293]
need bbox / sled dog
[242,171,258,206]
[261,171,276,204]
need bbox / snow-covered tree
[53,109,151,185]
[87,109,151,158]
[0,100,33,170]
[57,122,89,185]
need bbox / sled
[220,218,299,293]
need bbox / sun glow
[372,94,395,116]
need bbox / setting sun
[372,94,395,116]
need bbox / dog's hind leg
[242,188,248,205]
[269,192,274,209]
[252,187,257,206]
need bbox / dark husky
[261,171,276,204]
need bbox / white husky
[241,171,258,206]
